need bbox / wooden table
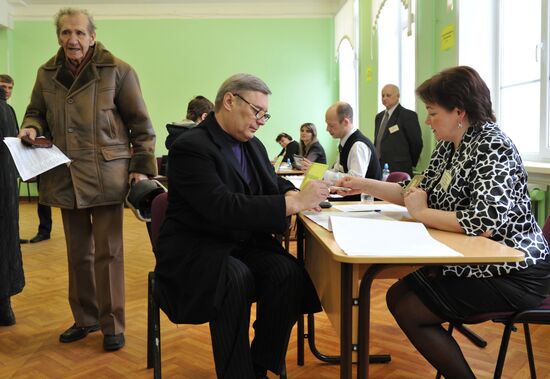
[296,206,525,379]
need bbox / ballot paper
[302,210,388,231]
[330,216,462,257]
[3,137,71,181]
[332,203,409,214]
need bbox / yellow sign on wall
[441,24,455,51]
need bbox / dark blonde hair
[299,122,318,155]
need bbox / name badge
[439,170,453,192]
[388,125,399,134]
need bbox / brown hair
[416,66,496,128]
[276,133,293,143]
[0,74,14,84]
[54,8,96,36]
[186,96,213,122]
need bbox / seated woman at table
[336,66,550,379]
[274,132,299,165]
[297,122,326,170]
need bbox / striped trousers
[209,248,304,379]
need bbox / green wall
[10,17,337,160]
[0,27,8,74]
[358,0,458,172]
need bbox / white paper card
[3,137,71,181]
[330,216,462,257]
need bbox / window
[377,0,416,112]
[459,0,550,160]
[338,38,357,117]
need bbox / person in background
[297,122,326,170]
[0,85,25,326]
[374,84,423,177]
[155,73,327,378]
[275,132,299,164]
[0,75,53,244]
[18,7,156,351]
[336,66,550,378]
[321,101,380,200]
[165,95,214,150]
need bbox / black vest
[340,129,382,180]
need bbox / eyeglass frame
[232,93,271,122]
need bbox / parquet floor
[2,201,550,378]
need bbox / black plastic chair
[436,216,550,379]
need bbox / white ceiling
[7,0,347,19]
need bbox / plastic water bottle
[287,158,291,168]
[382,163,390,181]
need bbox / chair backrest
[150,192,168,253]
[542,216,550,244]
[386,171,411,183]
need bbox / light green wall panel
[358,0,458,173]
[10,18,336,162]
[0,27,8,74]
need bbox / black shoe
[19,237,29,244]
[30,233,50,243]
[0,300,16,326]
[103,333,125,351]
[59,323,100,343]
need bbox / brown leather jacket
[22,42,156,209]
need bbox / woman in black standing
[0,85,25,326]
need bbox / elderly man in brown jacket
[18,8,156,351]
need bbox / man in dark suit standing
[154,73,328,379]
[374,84,423,177]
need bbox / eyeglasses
[233,93,271,122]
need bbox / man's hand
[129,172,148,183]
[285,180,329,215]
[17,128,37,140]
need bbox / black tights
[386,280,476,379]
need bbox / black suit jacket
[154,113,321,324]
[374,104,423,177]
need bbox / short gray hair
[214,73,271,111]
[54,8,96,36]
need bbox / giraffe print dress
[402,123,550,321]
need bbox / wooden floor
[2,201,550,378]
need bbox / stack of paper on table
[330,216,462,257]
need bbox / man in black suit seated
[154,73,329,379]
[374,84,423,177]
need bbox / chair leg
[148,272,162,379]
[435,323,455,379]
[147,272,154,369]
[523,323,537,379]
[455,324,488,348]
[493,322,515,379]
[279,361,287,379]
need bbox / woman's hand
[403,187,428,220]
[334,175,366,196]
[300,158,312,172]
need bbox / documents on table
[332,203,410,215]
[303,210,388,231]
[330,216,462,257]
[3,137,71,181]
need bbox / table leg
[358,264,392,379]
[341,263,353,379]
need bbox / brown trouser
[61,204,125,335]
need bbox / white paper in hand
[3,137,71,181]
